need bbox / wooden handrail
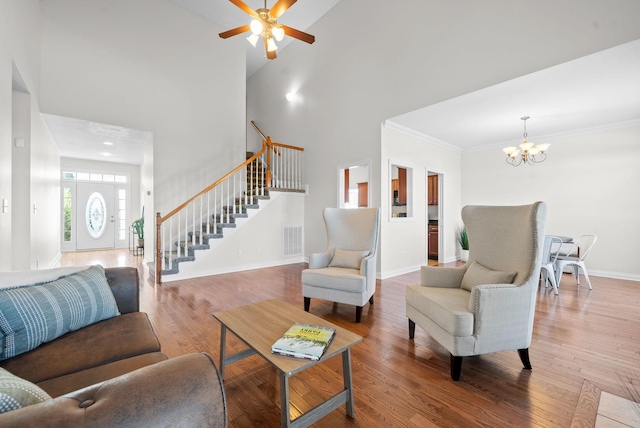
[158,140,268,224]
[251,120,267,140]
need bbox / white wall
[11,90,31,269]
[247,0,640,278]
[38,0,246,222]
[29,107,62,269]
[1,0,61,270]
[381,125,462,279]
[164,191,305,282]
[462,124,640,280]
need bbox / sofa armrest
[420,265,467,288]
[0,353,227,428]
[105,267,139,314]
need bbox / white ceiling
[387,39,640,152]
[42,114,149,165]
[35,2,640,165]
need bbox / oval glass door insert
[85,192,107,238]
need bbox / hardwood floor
[57,249,640,427]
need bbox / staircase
[160,153,270,276]
[154,123,305,284]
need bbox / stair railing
[155,122,304,284]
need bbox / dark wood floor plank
[56,250,640,427]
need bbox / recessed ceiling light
[101,152,112,157]
[103,141,114,146]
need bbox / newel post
[265,137,273,188]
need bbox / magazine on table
[271,323,336,361]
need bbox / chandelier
[502,116,550,166]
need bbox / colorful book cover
[271,323,336,361]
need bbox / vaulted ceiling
[43,1,640,163]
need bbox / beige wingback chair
[302,207,380,323]
[406,202,547,380]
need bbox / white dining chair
[555,234,598,290]
[541,235,563,294]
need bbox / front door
[76,182,115,250]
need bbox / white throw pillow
[328,249,370,270]
[0,368,51,414]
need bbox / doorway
[61,170,131,252]
[427,171,443,264]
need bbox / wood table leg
[342,348,355,418]
[219,324,227,380]
[279,373,291,427]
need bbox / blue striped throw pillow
[0,265,120,361]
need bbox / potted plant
[458,226,469,262]
[132,208,144,248]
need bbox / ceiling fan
[218,0,315,60]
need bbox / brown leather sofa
[0,267,227,427]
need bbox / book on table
[271,323,336,361]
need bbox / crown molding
[383,120,463,153]
[386,118,640,154]
[470,117,640,153]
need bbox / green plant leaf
[457,227,469,250]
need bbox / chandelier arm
[506,155,523,167]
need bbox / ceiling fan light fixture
[250,19,263,35]
[246,33,260,47]
[271,26,285,42]
[266,37,278,52]
[219,1,315,60]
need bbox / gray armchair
[406,202,547,380]
[302,207,380,323]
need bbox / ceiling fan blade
[269,0,297,19]
[229,0,260,19]
[219,24,251,39]
[281,25,315,44]
[264,38,277,60]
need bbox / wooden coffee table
[212,299,363,428]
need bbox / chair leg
[369,296,374,305]
[450,354,462,381]
[355,306,363,323]
[555,265,563,288]
[579,262,593,290]
[548,269,559,295]
[518,348,532,370]
[304,297,310,312]
[408,319,415,339]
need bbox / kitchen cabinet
[428,225,438,260]
[428,175,438,205]
[398,168,407,205]
[357,182,368,207]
